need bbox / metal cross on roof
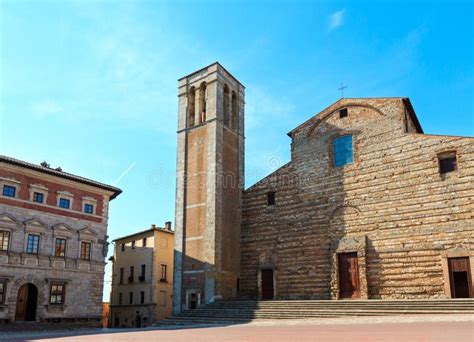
[338,83,348,98]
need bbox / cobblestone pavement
[1,315,473,341]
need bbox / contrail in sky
[113,161,136,185]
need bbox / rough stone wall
[241,98,474,300]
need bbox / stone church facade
[173,63,473,313]
[240,97,473,300]
[0,156,121,324]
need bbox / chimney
[151,224,156,229]
[165,221,172,231]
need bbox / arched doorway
[15,283,38,321]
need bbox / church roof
[287,97,423,137]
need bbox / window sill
[265,205,276,213]
[45,304,67,312]
[439,172,458,181]
[22,252,39,257]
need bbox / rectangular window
[267,191,275,206]
[0,281,5,304]
[140,291,145,304]
[339,108,348,118]
[129,292,133,304]
[160,264,167,281]
[2,185,16,197]
[121,243,125,252]
[140,264,146,282]
[59,198,70,209]
[118,292,123,305]
[119,267,124,284]
[129,266,134,283]
[49,283,65,304]
[26,234,40,254]
[80,241,91,260]
[333,135,353,167]
[142,237,147,247]
[33,192,44,203]
[54,238,66,257]
[84,204,94,214]
[0,231,10,251]
[439,154,457,174]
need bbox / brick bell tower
[173,63,245,314]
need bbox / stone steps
[160,299,474,325]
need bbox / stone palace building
[173,63,473,313]
[0,156,121,324]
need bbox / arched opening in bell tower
[188,86,196,127]
[199,82,207,123]
[223,84,230,127]
[231,91,238,131]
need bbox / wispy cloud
[328,9,345,31]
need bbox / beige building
[0,155,121,325]
[109,223,174,327]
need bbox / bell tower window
[188,86,196,127]
[223,84,230,127]
[231,91,238,131]
[199,82,207,124]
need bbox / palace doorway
[15,283,38,321]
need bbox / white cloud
[328,9,345,31]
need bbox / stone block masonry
[240,98,473,300]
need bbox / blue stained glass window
[59,198,70,209]
[2,185,16,197]
[333,135,353,167]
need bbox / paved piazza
[0,316,473,341]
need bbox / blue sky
[1,0,473,299]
